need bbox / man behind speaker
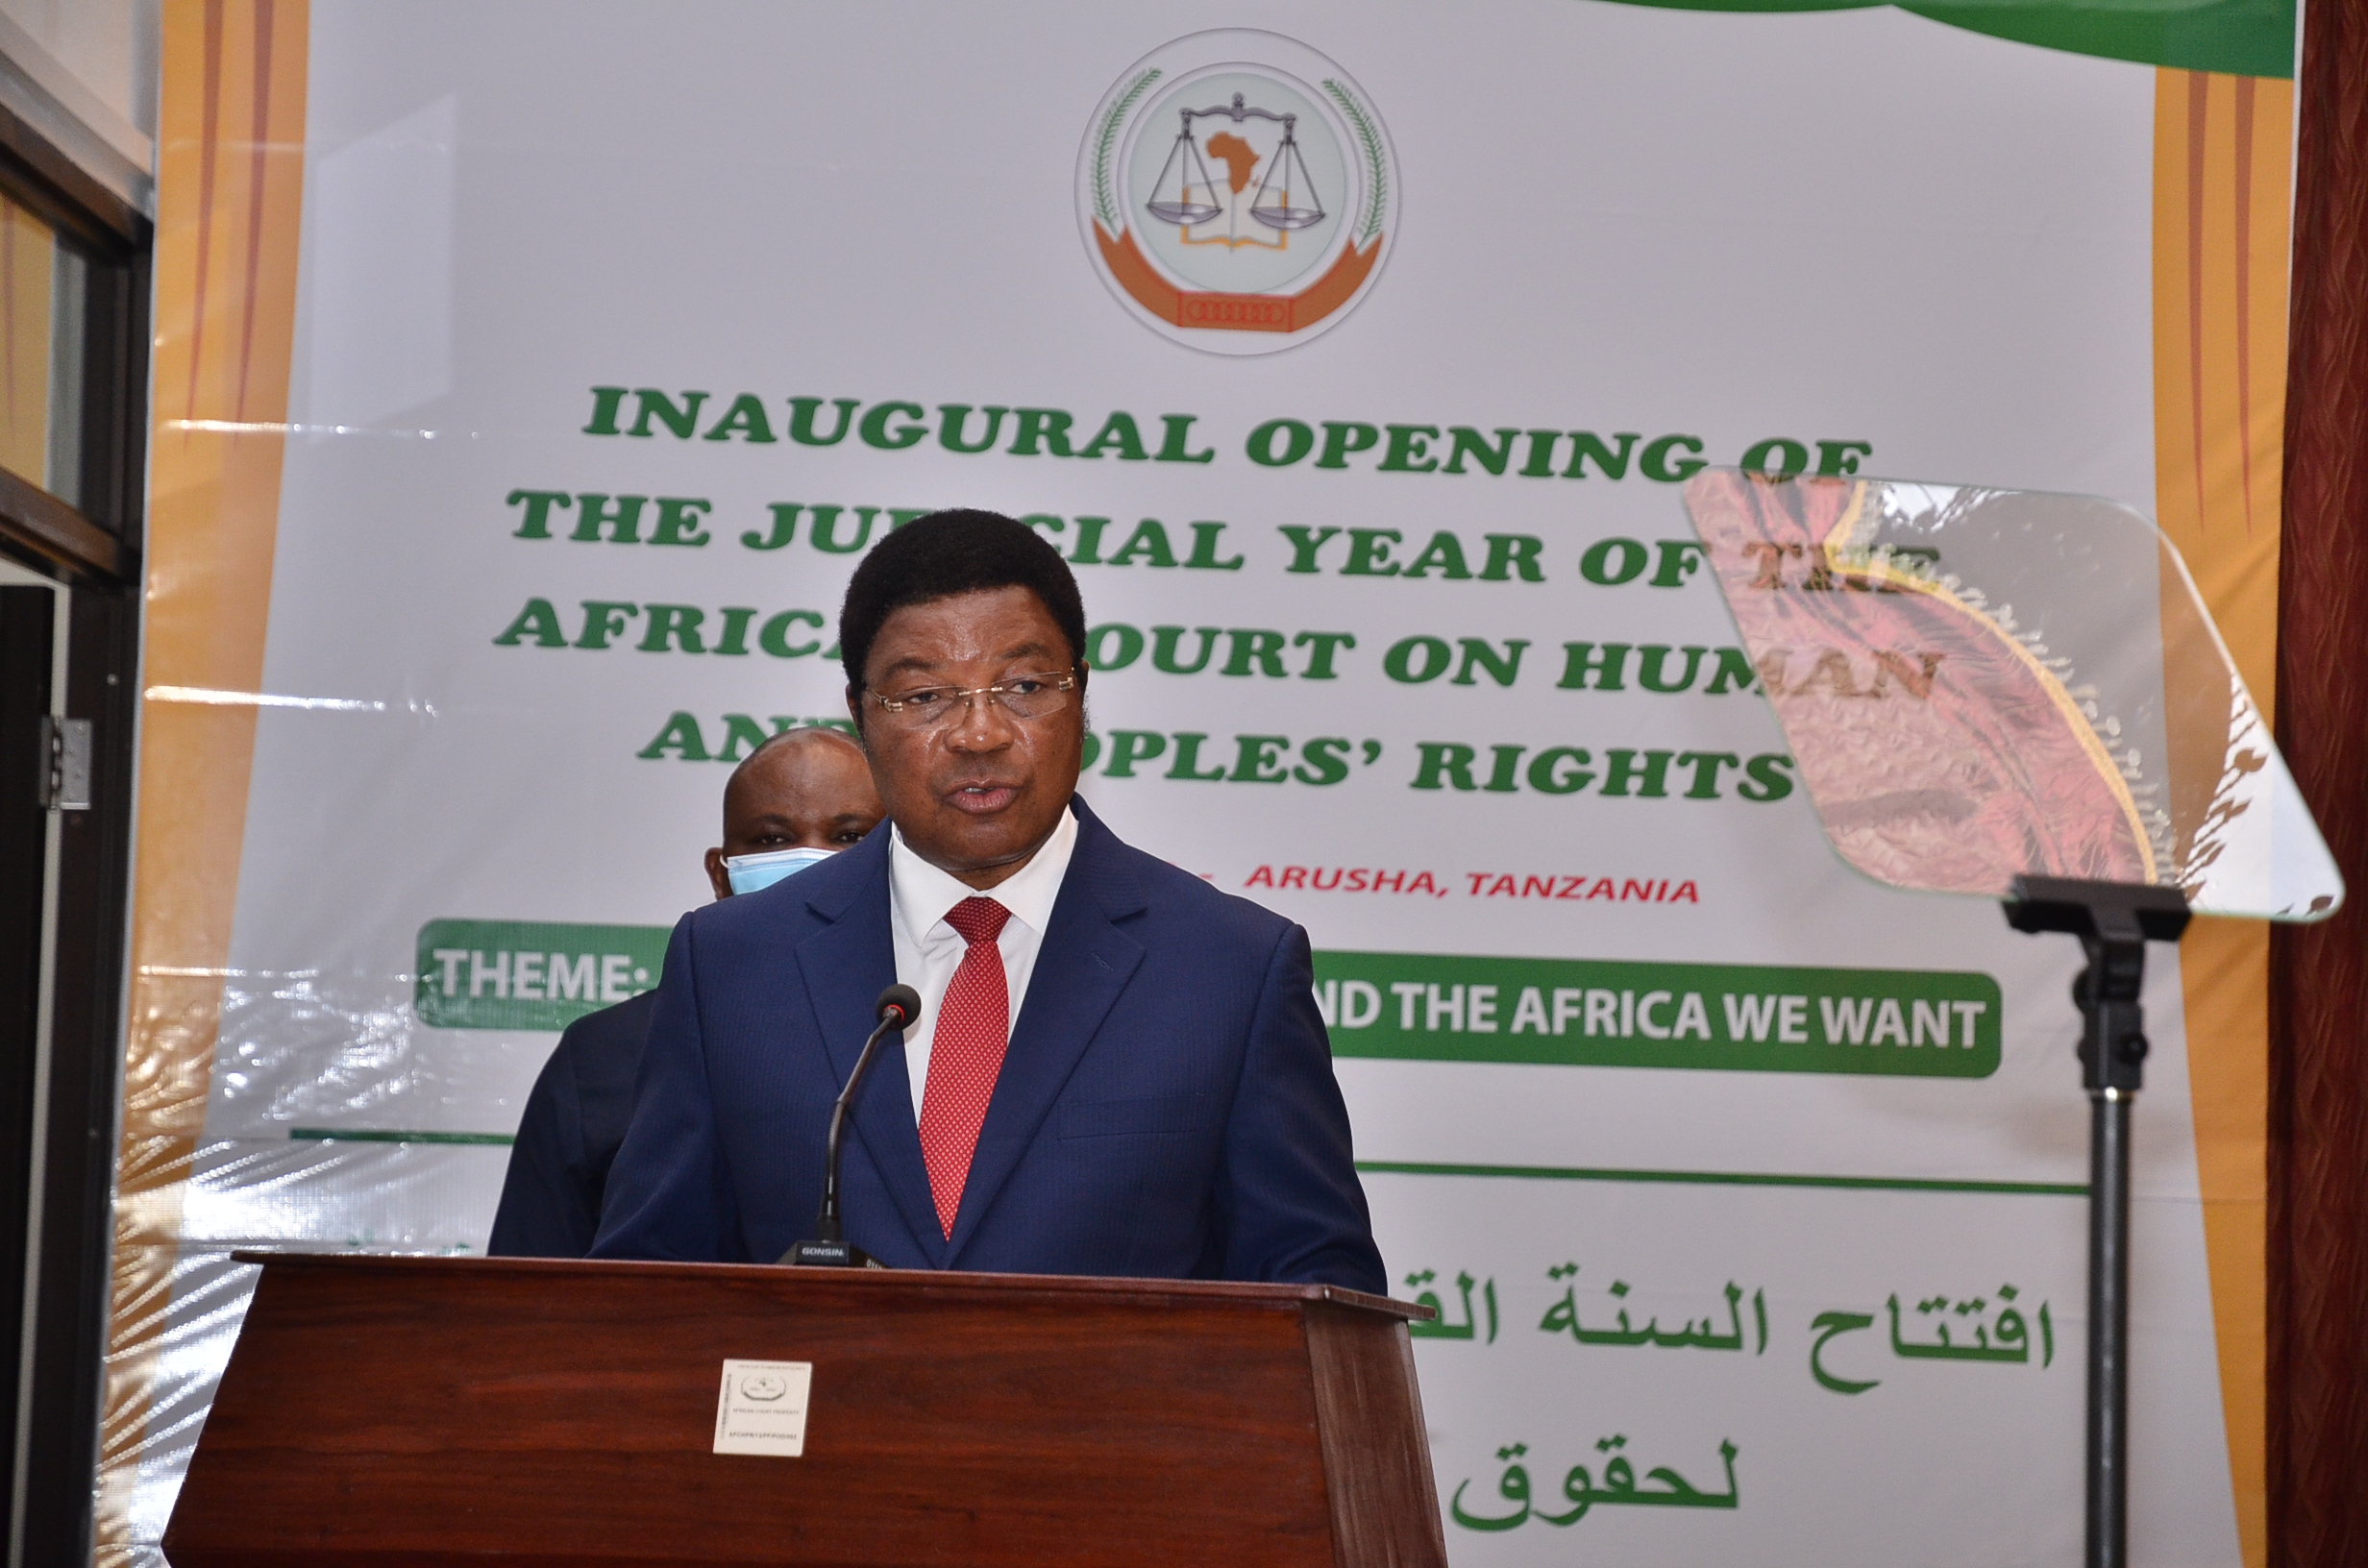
[592,509,1385,1290]
[487,727,884,1257]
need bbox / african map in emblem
[1075,31,1398,355]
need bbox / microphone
[781,984,921,1267]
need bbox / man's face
[703,735,885,900]
[849,585,1084,891]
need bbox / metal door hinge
[38,716,90,811]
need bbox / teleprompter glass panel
[1680,470,2342,921]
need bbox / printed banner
[109,3,2297,1564]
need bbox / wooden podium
[163,1254,1446,1567]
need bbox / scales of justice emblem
[1075,31,1398,354]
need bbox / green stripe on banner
[1594,0,2296,78]
[1314,950,2003,1079]
[289,1128,516,1146]
[278,1133,2084,1195]
[1359,1160,2086,1196]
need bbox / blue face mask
[724,845,837,894]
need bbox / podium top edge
[225,1251,1430,1320]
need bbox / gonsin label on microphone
[713,1360,813,1457]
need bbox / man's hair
[728,723,859,786]
[837,509,1088,692]
[721,724,865,830]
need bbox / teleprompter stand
[2003,875,2192,1568]
[1681,468,2343,1563]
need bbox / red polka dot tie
[917,896,1013,1237]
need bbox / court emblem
[1076,31,1398,354]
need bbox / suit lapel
[793,835,946,1265]
[945,801,1147,1263]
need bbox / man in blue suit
[591,509,1384,1291]
[487,726,883,1258]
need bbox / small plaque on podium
[713,1359,813,1457]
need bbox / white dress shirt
[888,803,1079,1122]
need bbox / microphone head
[876,984,922,1028]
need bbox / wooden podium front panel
[163,1256,1439,1568]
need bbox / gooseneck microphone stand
[781,984,922,1268]
[2002,876,2190,1568]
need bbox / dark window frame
[0,88,148,1568]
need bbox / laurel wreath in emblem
[1320,79,1387,244]
[1092,67,1163,233]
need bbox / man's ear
[844,683,866,741]
[703,847,734,901]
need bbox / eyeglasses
[867,672,1077,731]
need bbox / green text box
[415,919,670,1031]
[1313,950,2000,1078]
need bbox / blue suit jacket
[589,797,1385,1291]
[486,989,654,1259]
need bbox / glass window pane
[47,242,85,509]
[0,194,54,487]
[0,189,88,510]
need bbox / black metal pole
[2072,915,2149,1568]
[2086,1084,2134,1568]
[2002,876,2188,1568]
